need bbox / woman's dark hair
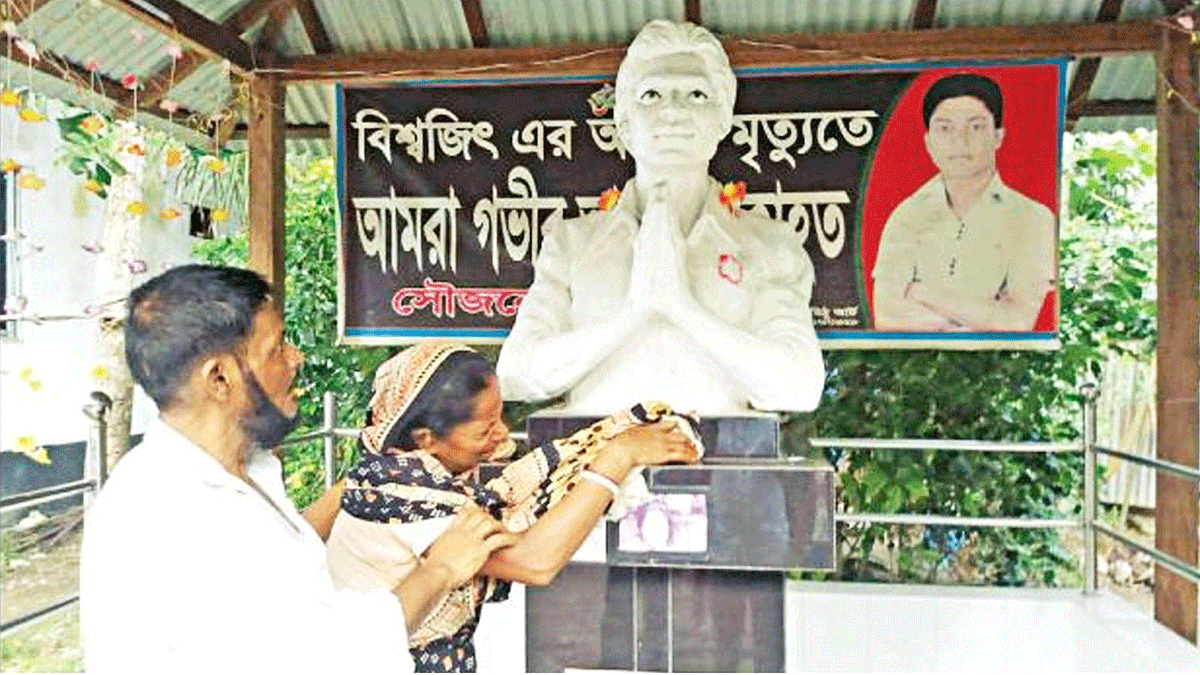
[125,264,273,409]
[922,72,1004,129]
[380,350,495,450]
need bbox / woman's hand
[595,420,701,478]
[423,505,517,588]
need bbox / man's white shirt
[81,417,414,672]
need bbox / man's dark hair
[922,72,1004,129]
[125,264,273,409]
[381,350,494,450]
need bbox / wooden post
[247,72,286,303]
[1154,22,1199,645]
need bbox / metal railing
[6,381,1200,639]
[0,393,110,638]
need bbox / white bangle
[579,469,621,500]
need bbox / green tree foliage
[197,132,1155,586]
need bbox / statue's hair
[614,20,736,131]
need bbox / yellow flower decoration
[0,89,19,107]
[124,143,146,156]
[16,437,51,465]
[27,379,43,392]
[159,206,181,221]
[1,158,20,173]
[18,108,45,122]
[127,201,147,215]
[18,367,35,381]
[211,207,229,222]
[18,173,45,190]
[91,364,109,381]
[83,179,102,193]
[164,148,183,168]
[205,158,226,174]
[80,114,106,135]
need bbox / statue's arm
[669,236,826,412]
[496,216,644,402]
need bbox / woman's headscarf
[360,341,515,460]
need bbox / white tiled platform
[476,580,1200,672]
[786,582,1200,672]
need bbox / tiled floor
[475,580,1200,672]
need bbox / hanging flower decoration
[18,173,45,190]
[165,43,184,60]
[123,143,146,156]
[211,207,229,222]
[83,178,103,194]
[1,89,20,107]
[79,114,106,135]
[1,158,21,173]
[204,157,226,173]
[127,201,147,215]
[128,27,145,42]
[164,147,183,167]
[16,436,51,465]
[121,73,139,90]
[90,364,110,381]
[83,56,100,73]
[718,181,747,213]
[81,241,103,253]
[1,21,17,36]
[18,108,44,122]
[159,99,181,114]
[159,206,181,221]
[598,186,621,211]
[127,259,148,274]
[18,366,35,381]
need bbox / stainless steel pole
[1081,382,1099,594]
[323,391,337,489]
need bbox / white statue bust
[496,19,825,415]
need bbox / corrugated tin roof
[0,0,1181,149]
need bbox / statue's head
[614,20,737,169]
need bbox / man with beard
[80,265,516,672]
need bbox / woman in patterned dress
[325,342,700,672]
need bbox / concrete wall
[1,101,197,455]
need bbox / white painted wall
[1,101,197,453]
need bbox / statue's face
[618,52,728,169]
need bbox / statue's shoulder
[730,208,801,252]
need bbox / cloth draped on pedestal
[333,342,702,672]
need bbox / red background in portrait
[859,64,1061,332]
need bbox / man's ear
[410,428,436,450]
[199,355,235,403]
[995,126,1005,150]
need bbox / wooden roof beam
[1066,0,1126,129]
[685,0,701,25]
[130,0,297,110]
[97,0,254,73]
[909,0,938,29]
[294,0,331,54]
[276,18,1164,84]
[460,0,488,48]
[1072,98,1154,116]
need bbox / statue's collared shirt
[872,172,1056,322]
[503,177,820,414]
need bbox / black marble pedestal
[522,411,836,672]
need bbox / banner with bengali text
[337,59,1065,349]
